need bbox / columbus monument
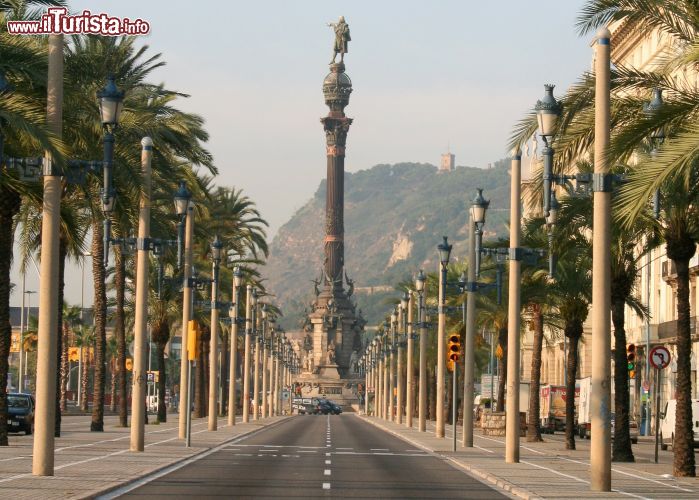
[296,17,366,400]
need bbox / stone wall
[481,411,506,436]
[481,411,528,436]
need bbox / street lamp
[228,265,243,426]
[415,270,427,432]
[470,189,490,277]
[398,291,409,425]
[534,84,562,220]
[389,308,398,423]
[435,236,452,438]
[546,192,559,277]
[97,75,125,267]
[463,188,489,447]
[251,288,260,420]
[173,181,191,268]
[208,235,223,431]
[177,182,194,440]
[260,304,270,418]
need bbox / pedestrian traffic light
[627,343,636,378]
[188,320,200,361]
[447,333,461,372]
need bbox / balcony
[657,316,698,342]
[661,260,676,282]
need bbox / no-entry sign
[649,345,671,370]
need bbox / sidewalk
[361,415,699,499]
[0,413,286,499]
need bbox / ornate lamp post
[260,304,269,418]
[463,189,489,447]
[415,270,427,432]
[436,236,452,438]
[397,292,409,425]
[251,289,261,420]
[208,235,223,431]
[176,182,194,439]
[389,309,397,422]
[228,265,243,425]
[242,285,253,423]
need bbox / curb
[90,417,290,499]
[359,415,540,500]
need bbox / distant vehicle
[660,399,699,450]
[540,384,577,433]
[329,402,342,415]
[7,393,35,435]
[314,399,333,415]
[577,377,638,443]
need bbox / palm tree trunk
[221,330,229,416]
[114,248,128,427]
[55,237,66,437]
[157,342,167,423]
[564,328,580,451]
[194,339,206,418]
[90,220,107,431]
[427,365,437,420]
[496,327,507,412]
[667,249,696,477]
[60,322,70,413]
[527,306,544,442]
[110,359,117,413]
[80,349,89,412]
[0,185,20,446]
[612,296,634,462]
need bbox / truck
[577,376,638,443]
[540,384,578,433]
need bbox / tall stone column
[321,63,353,289]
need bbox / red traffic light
[447,333,461,363]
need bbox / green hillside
[265,160,512,329]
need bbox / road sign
[649,345,671,370]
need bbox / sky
[10,0,594,308]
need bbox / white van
[659,399,699,450]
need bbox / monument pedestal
[318,364,341,380]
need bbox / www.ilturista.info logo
[6,7,150,36]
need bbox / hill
[264,160,512,329]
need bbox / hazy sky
[11,0,594,307]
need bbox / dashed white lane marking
[259,449,278,452]
[322,483,331,490]
[298,450,316,453]
[325,460,331,465]
[336,447,352,450]
[370,448,389,451]
[326,452,331,456]
[324,469,331,476]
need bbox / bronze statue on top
[328,16,350,64]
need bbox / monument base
[294,371,363,411]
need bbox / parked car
[660,399,699,450]
[7,393,35,435]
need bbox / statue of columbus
[327,16,350,64]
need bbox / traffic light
[627,343,636,378]
[447,333,461,372]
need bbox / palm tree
[0,0,64,446]
[106,335,117,413]
[61,303,82,411]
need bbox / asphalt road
[118,414,508,499]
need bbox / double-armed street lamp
[175,182,195,439]
[389,308,397,422]
[463,188,489,447]
[435,236,452,438]
[404,290,416,428]
[227,265,244,425]
[208,236,223,431]
[251,289,261,420]
[397,291,409,425]
[260,304,270,418]
[415,270,427,432]
[242,285,254,422]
